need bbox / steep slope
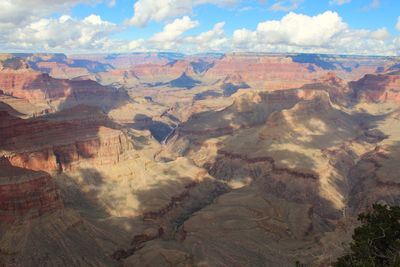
[1,53,400,267]
[148,88,395,266]
[0,107,132,173]
[0,157,63,222]
[350,72,400,104]
[0,57,128,115]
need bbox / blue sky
[69,0,400,40]
[0,0,399,55]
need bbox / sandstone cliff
[0,157,63,222]
[0,107,132,173]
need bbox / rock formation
[0,58,128,114]
[0,157,63,222]
[0,107,132,173]
[0,52,400,267]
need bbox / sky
[0,0,399,55]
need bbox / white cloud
[270,0,303,12]
[0,6,398,56]
[127,0,239,27]
[329,0,351,5]
[151,16,199,43]
[370,27,389,40]
[0,14,118,52]
[112,12,400,55]
[397,16,400,31]
[232,28,256,49]
[254,11,347,46]
[128,39,145,50]
[394,37,400,52]
[185,22,228,51]
[120,16,200,51]
[231,11,397,55]
[0,0,97,26]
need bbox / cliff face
[0,108,132,173]
[144,84,398,266]
[0,68,127,113]
[1,53,400,267]
[203,54,320,89]
[0,158,63,222]
[350,73,400,103]
[175,90,362,217]
[46,53,397,99]
[34,61,90,79]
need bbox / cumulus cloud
[124,16,201,51]
[127,39,145,51]
[270,0,303,12]
[254,11,347,46]
[113,11,400,55]
[0,14,118,52]
[370,27,389,40]
[0,0,97,26]
[232,28,256,49]
[397,16,400,31]
[231,11,397,55]
[329,0,351,5]
[0,4,398,56]
[394,37,400,51]
[127,0,239,27]
[151,16,199,43]
[124,20,228,52]
[185,22,228,51]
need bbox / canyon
[0,52,400,267]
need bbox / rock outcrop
[0,66,127,113]
[1,52,400,267]
[0,157,63,222]
[350,73,400,103]
[0,107,132,172]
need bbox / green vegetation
[334,204,400,267]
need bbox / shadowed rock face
[0,157,63,222]
[168,72,201,89]
[220,74,251,96]
[1,53,400,267]
[0,108,132,173]
[190,60,214,74]
[349,73,400,103]
[9,53,114,79]
[0,59,128,114]
[290,54,338,71]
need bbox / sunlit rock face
[0,57,128,115]
[0,107,132,173]
[0,53,400,267]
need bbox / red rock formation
[130,60,194,82]
[204,54,320,90]
[142,181,199,221]
[35,61,90,79]
[0,108,132,172]
[0,157,63,222]
[71,53,171,68]
[214,150,319,180]
[350,73,400,103]
[0,68,126,110]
